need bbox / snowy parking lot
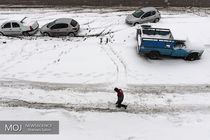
[0,8,210,85]
[0,7,210,140]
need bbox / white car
[126,7,161,26]
[40,18,80,37]
[0,17,39,36]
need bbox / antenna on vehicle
[20,17,27,23]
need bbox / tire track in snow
[107,44,127,85]
[1,79,210,93]
[99,37,127,86]
[99,44,119,79]
[1,98,210,114]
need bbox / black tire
[154,18,160,23]
[22,32,30,36]
[68,32,75,37]
[43,32,50,36]
[148,51,160,59]
[186,53,198,61]
[133,22,139,26]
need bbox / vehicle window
[12,22,20,28]
[51,23,68,29]
[70,19,77,27]
[174,42,186,49]
[2,23,11,28]
[143,29,155,35]
[47,20,56,28]
[151,11,156,16]
[132,10,144,18]
[141,12,151,19]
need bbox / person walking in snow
[114,87,127,109]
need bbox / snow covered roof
[141,7,157,12]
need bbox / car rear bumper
[73,24,80,35]
[26,25,39,35]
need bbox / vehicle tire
[154,18,160,23]
[133,22,139,26]
[0,32,4,36]
[22,32,30,36]
[68,32,75,37]
[148,51,160,59]
[186,53,198,61]
[43,32,50,36]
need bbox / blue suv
[136,26,204,61]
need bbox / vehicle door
[157,41,173,56]
[11,22,22,35]
[172,49,188,57]
[150,11,157,22]
[171,43,189,57]
[50,23,69,36]
[1,22,12,35]
[140,12,152,23]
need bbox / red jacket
[116,89,124,104]
[117,89,124,97]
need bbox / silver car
[126,7,161,26]
[40,18,80,37]
[0,17,39,36]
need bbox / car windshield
[47,20,56,28]
[132,10,144,18]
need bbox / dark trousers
[116,101,127,109]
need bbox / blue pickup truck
[136,26,204,60]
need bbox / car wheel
[43,32,50,36]
[22,32,30,36]
[154,18,160,23]
[186,53,198,61]
[148,51,160,59]
[133,22,139,26]
[0,32,4,36]
[69,32,75,37]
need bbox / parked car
[40,18,80,37]
[126,7,161,26]
[136,26,204,61]
[0,17,39,36]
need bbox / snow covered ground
[0,7,210,140]
[0,8,210,86]
[1,107,210,140]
